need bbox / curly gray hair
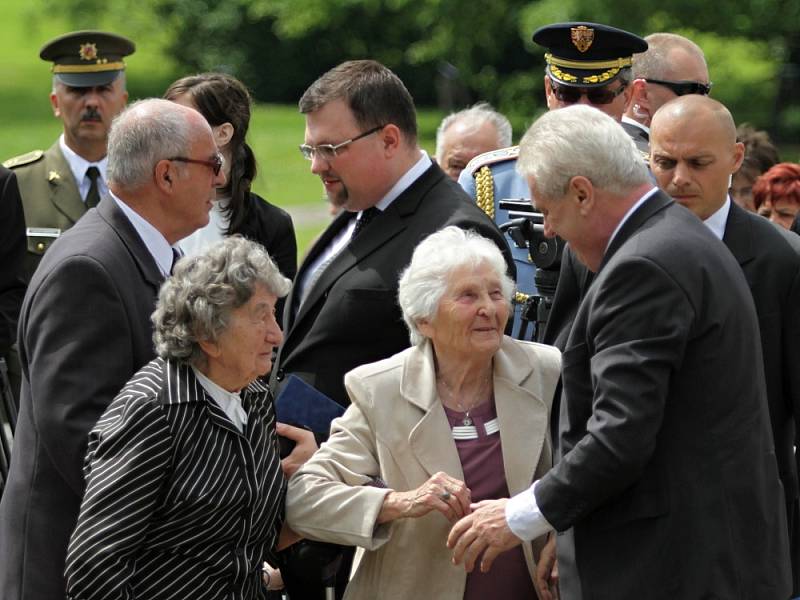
[398,226,514,346]
[152,236,291,366]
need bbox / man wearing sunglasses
[622,33,711,154]
[459,22,647,340]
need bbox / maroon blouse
[444,397,536,600]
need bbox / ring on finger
[440,489,452,501]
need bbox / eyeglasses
[168,154,224,176]
[644,78,712,96]
[299,125,385,161]
[549,79,628,105]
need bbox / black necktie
[170,247,182,275]
[85,166,101,209]
[351,207,380,240]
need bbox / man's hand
[447,498,521,573]
[534,532,559,600]
[276,422,318,477]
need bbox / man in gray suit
[650,94,800,593]
[0,98,224,600]
[448,105,791,599]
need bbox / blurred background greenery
[2,0,798,254]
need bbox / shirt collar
[621,115,650,136]
[110,190,176,276]
[191,366,248,432]
[59,133,108,185]
[606,186,659,252]
[702,196,731,241]
[373,150,431,212]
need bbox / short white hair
[435,102,512,162]
[398,226,514,346]
[633,33,707,80]
[516,105,650,199]
[107,98,197,190]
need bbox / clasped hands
[378,473,524,573]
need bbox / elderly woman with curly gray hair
[285,226,561,600]
[64,236,291,600]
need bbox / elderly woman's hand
[377,471,470,524]
[277,423,319,477]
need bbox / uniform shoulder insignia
[3,150,44,169]
[464,146,520,177]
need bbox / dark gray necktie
[85,166,101,209]
[351,206,380,240]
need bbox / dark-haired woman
[165,73,297,316]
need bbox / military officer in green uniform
[459,22,647,339]
[4,30,134,283]
[2,31,134,405]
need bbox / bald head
[650,95,744,220]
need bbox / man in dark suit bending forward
[448,104,791,600]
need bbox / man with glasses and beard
[622,33,712,155]
[459,23,647,336]
[270,59,514,600]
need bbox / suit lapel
[494,340,549,495]
[722,200,756,268]
[97,197,163,292]
[47,142,85,224]
[404,343,465,480]
[291,162,442,334]
[598,190,673,274]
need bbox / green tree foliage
[37,0,799,139]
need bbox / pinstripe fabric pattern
[65,358,285,600]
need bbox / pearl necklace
[438,373,492,426]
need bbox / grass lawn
[0,0,447,257]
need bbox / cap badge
[570,26,594,53]
[79,43,98,61]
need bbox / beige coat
[285,337,561,600]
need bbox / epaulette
[464,145,520,178]
[4,150,44,169]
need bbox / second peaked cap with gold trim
[532,22,647,88]
[40,30,135,88]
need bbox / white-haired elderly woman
[285,226,561,600]
[65,237,291,600]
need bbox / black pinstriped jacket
[65,358,285,600]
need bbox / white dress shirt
[59,134,109,202]
[702,196,732,240]
[111,192,178,277]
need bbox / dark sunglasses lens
[553,83,617,105]
[586,89,616,104]
[554,86,581,103]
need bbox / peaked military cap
[532,22,647,87]
[40,30,135,87]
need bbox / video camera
[498,199,565,341]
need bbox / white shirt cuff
[505,480,555,541]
